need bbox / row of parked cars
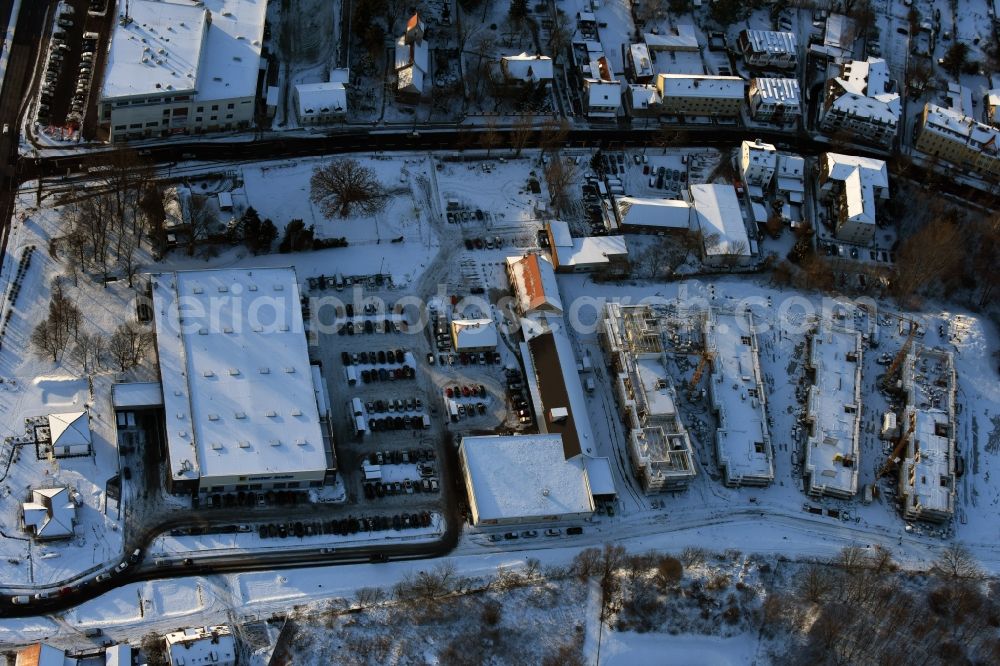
[364,477,439,498]
[463,236,504,250]
[336,318,402,335]
[507,368,532,425]
[446,208,486,224]
[369,448,436,466]
[258,512,433,540]
[366,397,422,413]
[369,414,427,431]
[342,349,410,367]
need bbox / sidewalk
[0,0,23,99]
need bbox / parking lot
[36,0,113,138]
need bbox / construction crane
[880,320,917,392]
[878,410,916,477]
[689,350,714,391]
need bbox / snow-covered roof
[112,382,164,408]
[397,65,424,93]
[616,196,691,230]
[825,58,900,125]
[105,644,132,666]
[750,77,801,106]
[643,24,699,51]
[294,82,347,117]
[165,626,236,666]
[548,220,628,267]
[656,74,745,99]
[163,186,191,230]
[101,0,206,99]
[920,103,1000,157]
[450,318,498,350]
[741,139,777,167]
[704,311,773,485]
[505,254,563,315]
[628,43,653,78]
[689,184,752,257]
[22,487,76,539]
[584,79,622,110]
[583,456,616,497]
[945,82,973,117]
[501,53,553,81]
[150,268,329,487]
[394,36,429,73]
[777,154,805,181]
[804,326,862,498]
[101,0,267,103]
[739,29,797,55]
[47,411,91,450]
[626,84,660,110]
[822,152,888,227]
[824,13,856,52]
[523,327,597,459]
[460,434,594,523]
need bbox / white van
[344,366,357,385]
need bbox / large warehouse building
[99,0,267,142]
[150,268,336,494]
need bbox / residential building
[14,643,68,666]
[546,220,629,273]
[624,84,661,118]
[775,153,806,204]
[99,0,267,142]
[21,487,76,540]
[643,25,699,52]
[499,53,554,90]
[292,81,346,125]
[737,30,798,69]
[897,347,957,522]
[688,184,753,265]
[819,57,900,147]
[599,303,697,493]
[394,13,429,102]
[45,411,92,457]
[818,152,889,245]
[803,325,863,500]
[505,253,563,316]
[151,268,337,495]
[450,318,498,352]
[459,434,595,526]
[739,138,777,188]
[703,310,774,487]
[986,89,1000,128]
[615,197,691,234]
[583,58,621,118]
[656,74,745,118]
[748,77,801,123]
[626,43,654,83]
[944,82,974,117]
[915,103,1000,178]
[165,626,236,666]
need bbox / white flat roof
[705,312,773,484]
[805,327,862,497]
[102,0,267,102]
[643,24,699,50]
[461,435,594,523]
[165,626,236,666]
[294,82,347,116]
[151,268,328,485]
[101,0,207,99]
[628,43,653,77]
[112,382,164,408]
[451,318,498,349]
[657,74,745,99]
[617,196,691,229]
[689,184,751,257]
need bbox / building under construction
[895,347,958,522]
[599,303,697,493]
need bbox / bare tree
[543,157,578,211]
[932,543,983,580]
[511,114,534,157]
[653,555,683,591]
[548,11,572,63]
[539,117,569,155]
[893,216,964,301]
[31,319,68,362]
[109,322,153,372]
[478,117,501,157]
[310,159,388,218]
[186,195,217,256]
[798,563,831,603]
